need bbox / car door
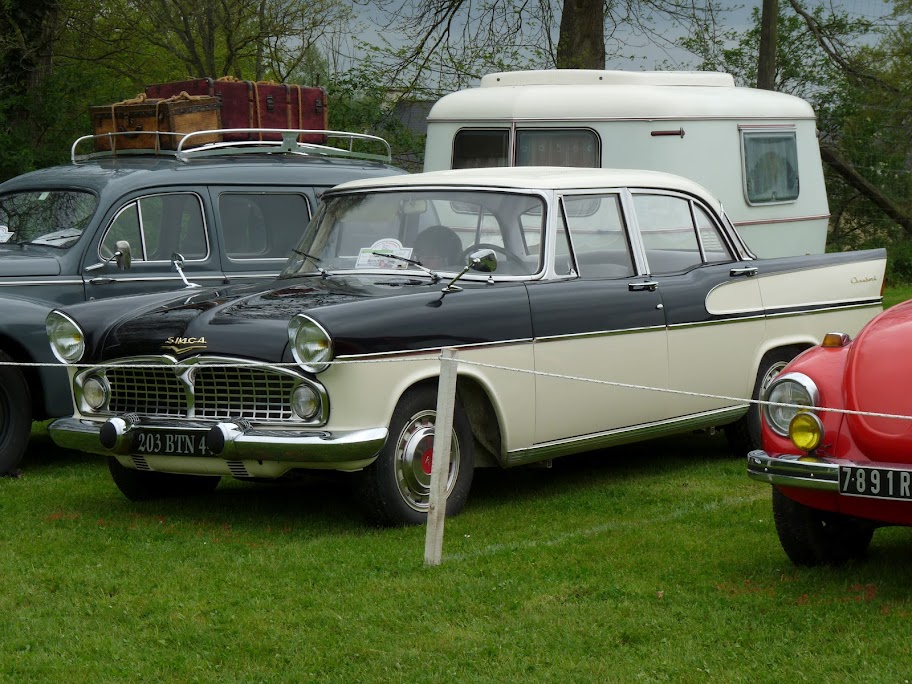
[212,186,317,284]
[527,191,669,446]
[631,191,765,421]
[83,190,224,300]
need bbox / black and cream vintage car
[47,167,886,525]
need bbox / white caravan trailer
[423,70,829,257]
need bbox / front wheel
[108,457,221,501]
[772,488,874,566]
[0,350,31,475]
[356,385,475,526]
[726,348,799,458]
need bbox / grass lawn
[3,288,911,682]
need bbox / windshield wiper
[370,251,439,283]
[291,249,328,277]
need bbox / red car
[748,299,912,565]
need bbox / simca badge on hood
[162,336,207,354]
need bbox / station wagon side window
[742,130,799,204]
[219,193,312,260]
[100,193,207,262]
[560,194,633,278]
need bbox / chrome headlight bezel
[762,372,820,437]
[288,314,333,373]
[46,310,85,364]
[80,374,109,411]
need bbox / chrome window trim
[94,191,209,266]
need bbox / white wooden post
[424,347,458,566]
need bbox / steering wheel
[460,243,529,273]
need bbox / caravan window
[452,128,599,169]
[515,130,599,167]
[453,130,509,169]
[743,130,799,204]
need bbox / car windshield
[0,190,98,248]
[281,189,545,278]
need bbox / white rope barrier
[4,353,911,422]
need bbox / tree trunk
[756,0,778,90]
[820,144,912,237]
[556,0,605,69]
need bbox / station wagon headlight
[46,311,85,364]
[762,372,819,437]
[288,315,333,373]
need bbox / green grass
[883,284,912,308]
[5,286,912,682]
[5,431,912,683]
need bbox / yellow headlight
[789,412,824,452]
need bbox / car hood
[92,274,453,362]
[0,247,61,276]
[844,300,912,461]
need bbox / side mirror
[467,248,497,273]
[113,240,132,270]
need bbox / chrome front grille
[107,366,188,416]
[193,366,297,421]
[85,357,324,425]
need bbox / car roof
[330,166,721,205]
[0,154,405,195]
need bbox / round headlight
[82,375,108,411]
[762,372,819,437]
[789,412,824,452]
[291,384,319,419]
[288,315,333,373]
[46,311,85,364]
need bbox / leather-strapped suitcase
[90,94,221,151]
[145,77,327,143]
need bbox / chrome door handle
[730,266,759,277]
[89,277,115,284]
[629,280,659,292]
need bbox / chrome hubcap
[394,409,460,512]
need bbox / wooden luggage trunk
[144,78,328,143]
[90,95,221,151]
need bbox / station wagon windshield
[0,190,97,247]
[282,190,545,278]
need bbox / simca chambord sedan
[748,300,912,565]
[47,167,886,526]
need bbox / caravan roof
[428,69,815,122]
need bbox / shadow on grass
[18,425,734,535]
[468,429,734,511]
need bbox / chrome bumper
[49,416,388,466]
[746,449,840,491]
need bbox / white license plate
[133,429,212,457]
[840,466,912,500]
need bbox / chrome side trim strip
[506,406,747,465]
[336,337,533,360]
[733,214,829,227]
[0,279,84,286]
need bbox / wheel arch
[393,369,505,469]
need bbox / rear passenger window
[635,194,702,274]
[219,193,311,260]
[562,194,633,278]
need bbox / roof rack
[71,129,392,164]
